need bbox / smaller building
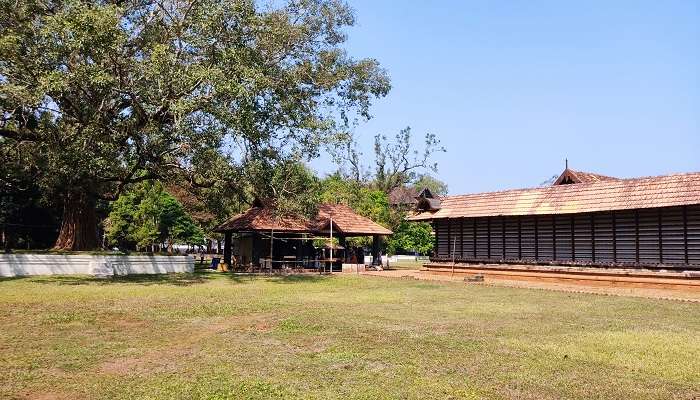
[214,199,392,271]
[389,187,439,209]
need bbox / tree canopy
[0,0,390,250]
[106,181,203,252]
[413,174,448,196]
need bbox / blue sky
[310,0,700,194]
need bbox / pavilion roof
[213,206,310,233]
[313,204,392,236]
[214,202,392,236]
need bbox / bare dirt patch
[98,313,278,376]
[360,270,700,302]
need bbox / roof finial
[565,158,568,170]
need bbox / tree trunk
[54,192,99,251]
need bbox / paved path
[359,269,700,302]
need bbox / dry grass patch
[0,273,698,399]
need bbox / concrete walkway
[359,269,700,302]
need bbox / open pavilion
[214,199,392,271]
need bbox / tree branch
[0,128,39,142]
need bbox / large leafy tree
[0,0,389,250]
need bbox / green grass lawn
[1,273,698,399]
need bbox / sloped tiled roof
[213,206,310,232]
[408,172,700,221]
[215,203,392,236]
[314,204,392,235]
[389,186,419,205]
[553,168,619,185]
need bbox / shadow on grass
[1,271,329,286]
[0,275,32,282]
[26,271,223,287]
[266,274,330,284]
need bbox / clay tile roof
[389,186,419,205]
[408,172,700,221]
[213,206,310,233]
[313,204,393,236]
[553,168,619,185]
[215,202,392,236]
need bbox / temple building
[408,168,700,270]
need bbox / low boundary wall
[0,254,194,277]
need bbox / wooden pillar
[223,231,232,266]
[635,210,640,264]
[472,219,477,259]
[683,206,689,265]
[372,235,381,266]
[501,218,506,260]
[534,216,539,261]
[591,213,596,263]
[338,236,347,263]
[517,216,522,260]
[571,216,576,262]
[460,218,464,260]
[612,212,617,264]
[447,218,451,259]
[552,215,557,261]
[658,208,663,264]
[486,217,491,260]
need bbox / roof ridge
[442,171,700,200]
[408,171,700,221]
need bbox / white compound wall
[0,254,194,277]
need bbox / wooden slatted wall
[434,219,449,257]
[688,205,700,265]
[431,205,700,269]
[520,216,537,260]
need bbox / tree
[413,174,448,196]
[318,173,395,247]
[319,173,392,226]
[0,0,390,250]
[372,127,445,193]
[105,181,203,252]
[338,127,445,194]
[0,138,63,250]
[247,158,322,219]
[386,221,434,255]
